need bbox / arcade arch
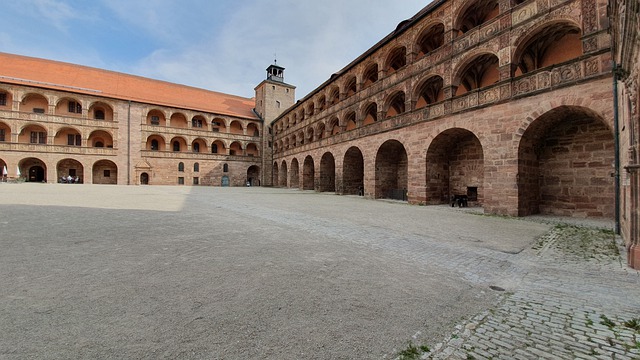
[302,155,315,190]
[319,152,336,193]
[375,140,408,200]
[93,160,118,184]
[343,147,364,195]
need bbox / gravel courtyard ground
[0,184,638,359]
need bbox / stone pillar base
[628,243,640,270]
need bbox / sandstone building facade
[0,0,638,268]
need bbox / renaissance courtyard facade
[1,0,639,269]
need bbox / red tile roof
[0,52,258,120]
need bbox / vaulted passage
[290,158,300,189]
[93,160,117,184]
[303,156,315,190]
[342,147,364,195]
[279,161,288,187]
[426,129,484,205]
[375,140,408,200]
[518,107,615,218]
[319,152,336,192]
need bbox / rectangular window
[151,116,160,125]
[33,108,45,114]
[193,177,199,185]
[0,93,6,106]
[104,170,110,177]
[178,177,184,185]
[76,134,81,146]
[31,131,46,144]
[68,101,82,114]
[67,134,75,145]
[0,129,4,142]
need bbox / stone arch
[273,162,279,187]
[229,141,243,156]
[247,165,260,186]
[88,101,114,121]
[57,158,84,183]
[290,158,300,189]
[375,140,408,200]
[328,86,340,106]
[246,142,260,157]
[344,76,357,98]
[384,91,406,118]
[192,138,207,153]
[512,20,582,76]
[0,89,14,110]
[316,122,326,140]
[454,0,500,36]
[362,102,378,126]
[343,146,364,195]
[146,134,166,151]
[229,120,244,135]
[305,127,315,143]
[211,140,225,154]
[247,122,260,137]
[147,109,166,126]
[18,123,47,144]
[170,136,188,152]
[344,111,357,131]
[385,46,407,74]
[0,121,11,142]
[53,126,82,146]
[416,22,445,58]
[92,160,118,184]
[55,96,83,116]
[20,93,48,113]
[89,130,113,148]
[170,112,188,128]
[19,157,47,182]
[362,63,379,89]
[319,152,336,193]
[317,95,327,112]
[453,52,500,96]
[302,155,315,190]
[426,128,484,205]
[517,106,614,218]
[329,116,341,136]
[191,115,206,128]
[279,160,288,187]
[414,75,445,109]
[212,117,226,132]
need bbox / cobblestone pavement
[0,184,638,360]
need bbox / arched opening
[517,106,614,218]
[146,135,165,151]
[328,86,340,106]
[229,141,242,156]
[316,123,326,140]
[247,165,260,186]
[191,115,205,128]
[229,121,244,135]
[211,140,225,154]
[290,158,300,189]
[317,96,326,112]
[247,123,260,137]
[426,128,484,205]
[417,23,445,58]
[279,160,288,187]
[345,112,357,131]
[93,160,117,184]
[0,90,13,110]
[415,76,445,109]
[0,158,6,180]
[319,152,336,192]
[375,140,408,200]
[246,143,259,157]
[514,22,583,76]
[178,162,185,172]
[19,124,47,144]
[362,63,379,89]
[19,157,46,182]
[454,54,500,96]
[170,113,188,128]
[55,97,82,116]
[147,110,166,126]
[345,76,357,98]
[192,138,206,153]
[303,156,315,190]
[194,163,199,172]
[343,147,364,195]
[0,121,10,142]
[89,102,113,121]
[363,103,378,126]
[20,93,48,113]
[385,47,407,74]
[212,118,226,133]
[329,117,341,136]
[57,158,83,183]
[89,130,113,148]
[54,127,81,146]
[306,127,315,143]
[140,172,149,185]
[306,103,315,117]
[273,162,279,187]
[385,91,406,118]
[456,0,500,36]
[171,137,187,152]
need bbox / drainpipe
[127,100,131,185]
[613,63,621,235]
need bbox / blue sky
[1,0,429,99]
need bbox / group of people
[60,175,81,184]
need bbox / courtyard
[0,184,638,359]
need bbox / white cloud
[20,0,79,31]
